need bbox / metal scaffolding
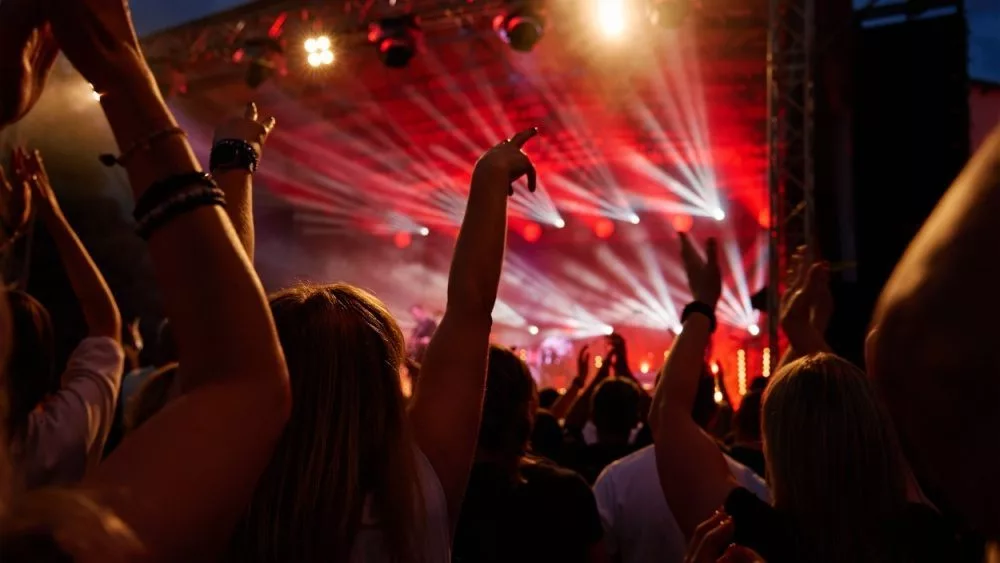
[766,0,816,367]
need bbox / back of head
[529,409,564,462]
[591,377,640,437]
[733,390,762,442]
[479,345,537,459]
[6,291,56,442]
[537,387,560,410]
[230,283,423,563]
[763,353,907,561]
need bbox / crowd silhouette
[0,1,999,562]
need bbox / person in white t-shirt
[3,153,124,490]
[594,445,770,563]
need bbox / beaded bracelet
[135,186,226,240]
[210,139,260,174]
[133,172,216,223]
[99,126,187,168]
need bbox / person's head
[591,377,640,439]
[762,353,907,561]
[691,369,719,429]
[537,387,560,410]
[529,409,564,462]
[230,283,424,563]
[478,345,537,461]
[733,389,762,443]
[5,291,55,442]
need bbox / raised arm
[17,149,121,340]
[776,247,832,370]
[550,345,591,421]
[50,2,290,560]
[650,234,736,539]
[410,128,538,527]
[210,102,275,261]
[869,125,1000,537]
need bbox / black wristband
[681,301,717,333]
[135,187,226,240]
[134,172,216,222]
[210,139,259,174]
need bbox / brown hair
[5,291,56,443]
[228,284,425,563]
[762,353,908,562]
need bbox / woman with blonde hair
[214,99,541,560]
[650,235,959,563]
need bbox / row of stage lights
[299,0,692,71]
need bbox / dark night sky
[129,0,999,81]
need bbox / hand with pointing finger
[474,128,539,196]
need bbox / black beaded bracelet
[681,301,717,333]
[135,187,226,240]
[134,172,217,223]
[210,139,259,174]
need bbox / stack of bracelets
[125,133,259,240]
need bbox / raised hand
[780,246,830,354]
[46,0,146,93]
[474,128,539,196]
[0,160,32,243]
[14,148,60,215]
[680,233,722,308]
[573,345,591,388]
[0,1,58,127]
[214,102,276,158]
[684,510,735,563]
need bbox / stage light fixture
[602,325,615,335]
[393,231,412,249]
[528,325,540,335]
[640,361,651,374]
[628,213,641,225]
[419,227,430,236]
[554,217,566,229]
[671,214,693,233]
[305,35,335,68]
[595,218,615,239]
[242,37,284,89]
[523,222,542,243]
[493,1,545,52]
[368,15,421,68]
[712,208,726,221]
[748,324,761,337]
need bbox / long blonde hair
[228,283,425,563]
[762,353,908,562]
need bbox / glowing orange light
[758,209,771,229]
[671,214,693,233]
[710,362,720,375]
[640,361,651,374]
[523,222,542,243]
[595,218,615,239]
[393,231,412,249]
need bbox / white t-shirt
[593,445,771,563]
[350,447,451,562]
[18,336,124,489]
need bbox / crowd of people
[0,0,999,561]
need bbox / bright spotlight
[419,227,430,237]
[305,35,335,67]
[554,218,566,229]
[748,324,761,337]
[713,389,724,404]
[640,361,651,374]
[528,325,540,336]
[628,213,641,225]
[602,325,615,336]
[597,0,628,38]
[494,2,546,52]
[712,208,726,221]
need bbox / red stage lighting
[595,218,615,239]
[671,214,693,233]
[393,231,412,248]
[523,222,542,243]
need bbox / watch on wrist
[210,139,259,173]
